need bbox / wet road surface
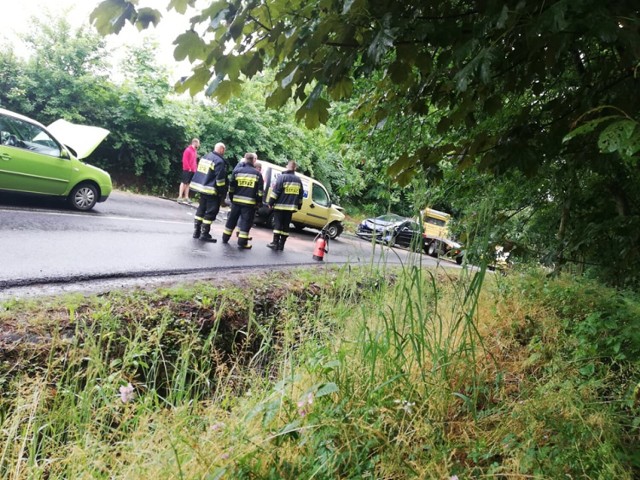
[0,190,452,298]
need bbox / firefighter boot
[267,234,280,249]
[199,223,217,243]
[192,220,202,239]
[221,232,231,244]
[238,238,252,250]
[277,235,287,251]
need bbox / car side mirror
[60,149,70,159]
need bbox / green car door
[0,113,72,195]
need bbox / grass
[0,264,638,479]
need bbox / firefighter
[266,160,303,251]
[190,142,228,242]
[222,152,263,249]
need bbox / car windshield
[374,214,405,223]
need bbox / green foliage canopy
[91,0,640,177]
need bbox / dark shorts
[181,170,195,183]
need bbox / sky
[0,0,198,77]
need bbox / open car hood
[47,119,110,160]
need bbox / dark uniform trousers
[195,194,221,224]
[223,203,256,247]
[273,210,294,238]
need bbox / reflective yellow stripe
[203,220,212,225]
[233,196,256,205]
[274,229,287,235]
[274,205,297,211]
[223,228,233,235]
[191,183,216,194]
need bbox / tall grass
[0,265,637,478]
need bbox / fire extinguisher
[312,229,330,261]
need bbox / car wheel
[381,231,394,246]
[293,222,306,232]
[68,182,98,211]
[267,212,276,229]
[456,255,463,265]
[325,222,342,239]
[427,241,439,258]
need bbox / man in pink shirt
[178,138,200,203]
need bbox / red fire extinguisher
[313,230,329,261]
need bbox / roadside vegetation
[1,264,637,478]
[1,4,639,475]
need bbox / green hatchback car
[0,108,112,211]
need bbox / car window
[0,115,61,157]
[311,183,330,207]
[376,213,405,222]
[424,217,446,227]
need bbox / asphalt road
[0,190,451,298]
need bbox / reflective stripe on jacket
[230,164,263,206]
[190,151,227,196]
[268,170,303,211]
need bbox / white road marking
[0,207,193,225]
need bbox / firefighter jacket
[190,151,227,196]
[229,163,264,206]
[268,170,303,211]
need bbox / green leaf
[241,53,264,78]
[322,359,341,372]
[387,153,409,178]
[388,60,409,85]
[296,97,330,129]
[579,363,595,377]
[211,79,243,103]
[206,467,227,480]
[135,8,162,30]
[90,0,136,35]
[342,0,361,14]
[328,77,353,101]
[598,120,640,159]
[173,30,206,62]
[367,26,395,64]
[168,0,194,15]
[315,382,339,398]
[265,87,292,109]
[562,116,619,143]
[175,64,212,97]
[278,418,302,437]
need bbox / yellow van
[254,160,345,238]
[422,208,451,239]
[421,208,464,264]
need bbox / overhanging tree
[91,1,640,284]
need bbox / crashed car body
[0,108,111,211]
[358,215,428,253]
[356,214,407,238]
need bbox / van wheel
[325,222,342,239]
[293,223,306,232]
